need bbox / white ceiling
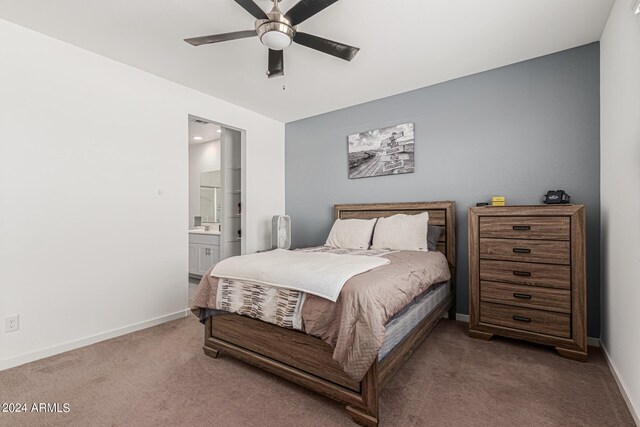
[0,0,613,122]
[189,117,220,145]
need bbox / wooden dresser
[468,205,587,361]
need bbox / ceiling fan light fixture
[261,29,292,50]
[257,20,294,51]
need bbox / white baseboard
[601,343,640,426]
[452,313,600,347]
[587,337,601,347]
[0,309,189,372]
[455,313,470,322]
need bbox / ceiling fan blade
[184,30,256,46]
[234,0,268,20]
[293,32,359,61]
[268,49,284,78]
[285,0,340,25]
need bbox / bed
[195,201,456,426]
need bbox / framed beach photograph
[347,123,415,179]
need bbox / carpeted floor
[0,317,634,427]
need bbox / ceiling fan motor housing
[255,5,296,50]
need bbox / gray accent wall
[285,43,600,336]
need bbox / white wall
[188,140,220,225]
[0,19,284,369]
[600,0,640,423]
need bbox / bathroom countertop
[188,229,221,235]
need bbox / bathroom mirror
[200,171,221,223]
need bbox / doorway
[187,115,244,306]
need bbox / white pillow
[325,218,378,250]
[371,212,430,251]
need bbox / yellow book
[492,196,506,206]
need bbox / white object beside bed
[272,215,292,249]
[211,248,389,302]
[372,211,430,251]
[325,218,378,250]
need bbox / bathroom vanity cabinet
[189,232,220,277]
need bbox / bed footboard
[204,313,380,424]
[203,288,454,426]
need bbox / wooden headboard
[334,201,456,281]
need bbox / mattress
[378,281,451,361]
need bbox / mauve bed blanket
[191,250,450,380]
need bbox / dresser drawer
[479,238,570,265]
[480,302,571,338]
[191,234,220,245]
[480,281,570,313]
[480,216,570,240]
[480,259,571,289]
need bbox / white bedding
[210,248,390,302]
[325,218,378,249]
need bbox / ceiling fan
[184,0,360,78]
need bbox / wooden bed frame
[202,202,456,426]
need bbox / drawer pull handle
[513,293,532,299]
[512,225,531,231]
[513,271,531,277]
[513,315,531,323]
[512,248,531,254]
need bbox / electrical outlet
[4,315,19,333]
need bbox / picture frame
[347,123,415,179]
